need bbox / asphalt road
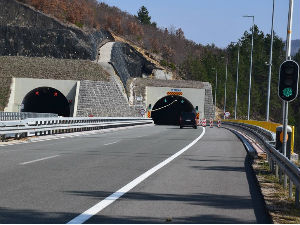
[0,125,270,224]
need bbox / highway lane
[86,127,270,224]
[0,125,270,223]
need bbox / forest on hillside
[16,0,300,153]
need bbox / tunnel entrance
[151,95,195,125]
[21,87,70,117]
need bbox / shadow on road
[244,154,272,224]
[86,214,254,224]
[66,190,254,210]
[0,207,76,224]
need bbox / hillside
[2,0,300,154]
[1,0,114,60]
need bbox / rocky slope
[0,0,114,60]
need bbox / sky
[100,0,300,48]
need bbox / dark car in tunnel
[179,112,197,129]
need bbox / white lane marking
[103,141,119,146]
[19,155,60,165]
[135,135,147,138]
[67,127,206,224]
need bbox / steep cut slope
[0,0,114,60]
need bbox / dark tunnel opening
[21,87,70,117]
[151,95,195,125]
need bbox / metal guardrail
[223,121,300,207]
[0,112,58,121]
[0,117,153,140]
[226,119,295,153]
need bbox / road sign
[278,60,299,102]
[140,109,145,116]
[136,96,143,101]
[224,112,230,118]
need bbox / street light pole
[212,68,218,115]
[224,60,228,119]
[231,42,240,120]
[266,0,275,121]
[243,15,254,120]
[215,70,218,112]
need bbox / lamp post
[224,59,228,120]
[243,15,254,120]
[266,0,275,121]
[212,68,218,115]
[231,42,240,120]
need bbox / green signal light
[283,87,293,97]
[181,100,184,103]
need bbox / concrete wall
[5,78,78,116]
[146,86,206,118]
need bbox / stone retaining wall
[76,80,139,117]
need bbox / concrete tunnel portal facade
[4,78,213,120]
[5,78,78,117]
[151,95,195,125]
[21,87,70,117]
[146,86,206,125]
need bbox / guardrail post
[271,160,275,174]
[284,175,288,189]
[1,134,6,142]
[289,179,293,199]
[295,188,299,208]
[275,163,279,178]
[268,156,272,171]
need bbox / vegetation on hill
[15,0,300,153]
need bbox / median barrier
[0,117,153,141]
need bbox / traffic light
[278,60,299,102]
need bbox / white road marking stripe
[67,127,206,224]
[19,155,60,165]
[103,141,119,146]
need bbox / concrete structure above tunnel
[146,86,206,119]
[5,78,78,116]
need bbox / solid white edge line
[19,155,60,165]
[67,127,206,224]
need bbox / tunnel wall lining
[5,78,78,116]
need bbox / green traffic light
[283,87,293,97]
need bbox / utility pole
[266,0,275,121]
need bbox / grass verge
[253,155,300,224]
